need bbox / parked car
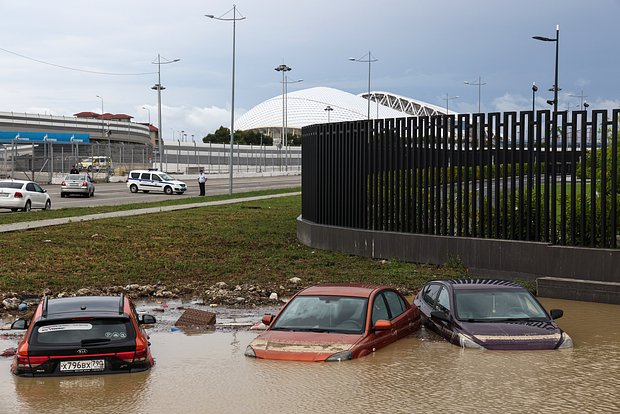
[413,279,573,350]
[78,156,112,172]
[127,169,187,195]
[0,179,51,212]
[245,284,421,361]
[10,295,156,377]
[60,174,95,198]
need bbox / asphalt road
[41,174,301,209]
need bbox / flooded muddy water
[1,298,618,413]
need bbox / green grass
[0,194,467,295]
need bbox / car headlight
[458,333,484,349]
[557,332,574,349]
[244,345,256,358]
[325,351,352,362]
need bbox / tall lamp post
[464,76,486,113]
[274,64,291,149]
[349,51,378,120]
[142,106,151,125]
[443,93,459,115]
[151,54,180,172]
[324,105,333,123]
[95,95,111,181]
[206,5,246,195]
[532,82,538,114]
[533,25,560,117]
[569,90,588,110]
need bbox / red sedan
[245,284,421,361]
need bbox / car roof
[0,179,30,184]
[37,296,128,321]
[298,284,389,298]
[440,279,525,290]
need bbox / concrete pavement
[0,191,301,233]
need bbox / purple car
[413,279,573,350]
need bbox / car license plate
[70,183,79,186]
[60,359,105,372]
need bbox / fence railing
[301,109,619,249]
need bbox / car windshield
[31,318,135,345]
[271,295,368,334]
[158,173,175,181]
[0,182,24,189]
[454,289,549,322]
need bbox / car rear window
[31,318,135,345]
[0,182,23,189]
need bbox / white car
[127,170,187,195]
[0,180,51,212]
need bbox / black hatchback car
[413,279,573,350]
[10,295,156,376]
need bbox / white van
[127,169,187,195]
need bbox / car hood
[459,320,563,350]
[249,330,363,361]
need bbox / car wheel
[143,190,150,193]
[130,184,138,193]
[44,200,51,210]
[164,186,173,195]
[22,200,31,212]
[91,190,95,197]
[11,208,18,212]
[60,193,66,198]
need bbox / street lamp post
[533,25,560,117]
[325,105,333,123]
[349,51,378,120]
[274,64,291,149]
[532,82,538,114]
[95,95,111,181]
[464,76,486,113]
[206,5,246,195]
[569,90,588,110]
[142,106,151,125]
[151,54,180,172]
[443,93,459,115]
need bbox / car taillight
[82,181,87,187]
[134,347,148,362]
[61,181,66,186]
[14,191,23,198]
[117,348,148,363]
[16,355,49,368]
[116,351,135,363]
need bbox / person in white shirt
[198,170,207,196]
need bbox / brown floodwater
[0,298,618,414]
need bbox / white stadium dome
[235,86,410,131]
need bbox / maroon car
[245,284,421,361]
[413,279,573,350]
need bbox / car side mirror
[140,314,157,325]
[430,310,451,323]
[374,319,392,331]
[11,318,29,330]
[261,314,274,326]
[549,309,563,320]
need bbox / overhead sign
[0,131,90,144]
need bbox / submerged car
[245,284,421,361]
[413,279,573,350]
[60,174,95,197]
[0,179,51,212]
[10,295,156,376]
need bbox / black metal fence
[302,109,619,249]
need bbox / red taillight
[14,191,23,198]
[16,355,49,368]
[116,351,135,363]
[117,348,148,363]
[60,181,66,186]
[82,181,87,187]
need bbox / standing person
[70,165,79,174]
[198,169,207,196]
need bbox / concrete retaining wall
[297,217,620,304]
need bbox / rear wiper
[81,338,112,345]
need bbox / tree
[202,126,230,144]
[202,127,273,146]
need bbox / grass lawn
[0,194,468,296]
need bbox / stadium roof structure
[235,86,452,132]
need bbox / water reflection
[0,298,618,413]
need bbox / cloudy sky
[0,0,618,142]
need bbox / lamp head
[546,99,555,106]
[583,102,590,109]
[532,83,538,92]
